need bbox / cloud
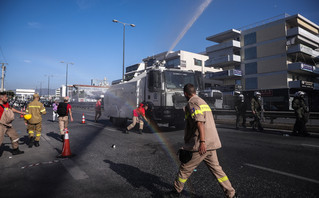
[28,22,41,29]
[24,60,31,63]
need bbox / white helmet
[234,91,241,96]
[295,91,305,97]
[254,91,261,97]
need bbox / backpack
[57,102,68,116]
[0,104,15,127]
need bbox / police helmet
[295,91,305,97]
[254,91,261,97]
[239,94,244,99]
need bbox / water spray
[165,0,213,58]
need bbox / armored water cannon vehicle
[104,60,201,129]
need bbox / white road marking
[61,159,89,180]
[301,144,319,148]
[244,163,319,184]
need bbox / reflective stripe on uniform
[13,138,19,142]
[190,105,211,118]
[26,110,29,112]
[28,131,34,134]
[29,106,41,108]
[218,176,229,183]
[178,177,187,183]
[40,109,46,112]
[36,134,41,137]
[191,109,203,118]
[200,104,211,112]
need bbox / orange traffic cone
[81,113,85,124]
[20,108,24,118]
[58,128,74,158]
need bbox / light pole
[112,19,135,81]
[45,74,53,99]
[60,61,74,97]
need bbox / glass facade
[166,58,180,68]
[244,47,257,60]
[245,77,257,90]
[244,32,256,46]
[194,58,202,66]
[245,62,257,74]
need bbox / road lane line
[301,144,319,148]
[60,159,89,180]
[244,163,319,184]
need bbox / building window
[235,79,241,85]
[244,47,257,60]
[245,62,257,75]
[194,58,202,66]
[244,32,256,46]
[166,58,180,68]
[245,77,257,90]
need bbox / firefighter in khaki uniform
[26,93,46,148]
[165,84,237,198]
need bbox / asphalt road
[1,109,319,198]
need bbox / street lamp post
[45,74,53,99]
[112,19,135,81]
[60,61,74,97]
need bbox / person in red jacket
[124,103,148,134]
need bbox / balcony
[289,80,314,89]
[287,44,319,59]
[206,69,242,80]
[205,54,241,67]
[287,27,319,45]
[288,62,319,76]
[206,40,241,53]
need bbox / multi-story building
[206,14,319,111]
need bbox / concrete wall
[257,39,287,58]
[258,55,287,73]
[256,23,286,43]
[258,72,288,89]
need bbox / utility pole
[1,63,7,92]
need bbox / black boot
[139,129,143,134]
[12,148,24,155]
[34,141,40,147]
[60,135,64,142]
[28,137,35,148]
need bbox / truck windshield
[164,71,196,89]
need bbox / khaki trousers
[27,122,42,141]
[0,124,19,149]
[127,116,143,130]
[174,150,236,198]
[58,116,69,134]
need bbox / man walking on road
[165,84,237,198]
[250,91,264,131]
[0,92,25,155]
[57,96,73,141]
[234,92,246,129]
[26,93,46,148]
[292,91,309,136]
[95,99,102,122]
[52,99,59,122]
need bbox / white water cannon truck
[104,59,222,129]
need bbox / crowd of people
[0,86,313,197]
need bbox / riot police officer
[250,91,263,131]
[292,91,309,136]
[234,93,246,129]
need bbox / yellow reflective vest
[26,100,46,124]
